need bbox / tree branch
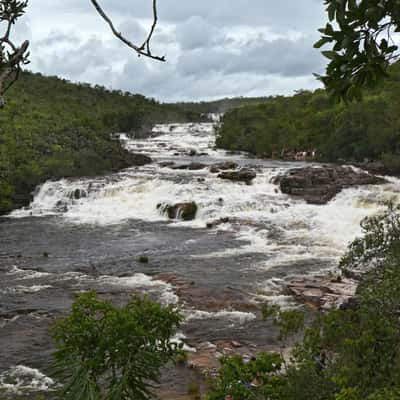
[89,0,165,62]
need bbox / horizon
[16,0,326,102]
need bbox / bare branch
[140,0,158,55]
[0,1,30,107]
[89,0,166,62]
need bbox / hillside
[0,71,201,214]
[171,96,271,115]
[217,62,400,173]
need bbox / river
[1,122,399,398]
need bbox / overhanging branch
[89,0,166,62]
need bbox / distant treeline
[171,97,272,115]
[0,71,201,214]
[217,62,400,173]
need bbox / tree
[315,0,400,101]
[0,0,163,107]
[52,292,182,400]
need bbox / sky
[14,0,328,102]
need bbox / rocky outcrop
[157,202,198,221]
[218,169,257,184]
[172,162,207,171]
[287,276,357,310]
[274,165,387,205]
[209,162,239,173]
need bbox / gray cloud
[18,1,327,101]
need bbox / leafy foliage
[0,71,200,215]
[208,206,400,400]
[217,61,400,169]
[316,0,400,101]
[52,292,182,400]
[206,353,285,400]
[0,0,30,106]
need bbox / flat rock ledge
[273,165,387,205]
[218,169,257,184]
[287,276,357,310]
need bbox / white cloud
[17,1,327,101]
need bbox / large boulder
[274,165,387,205]
[218,169,256,184]
[157,202,198,221]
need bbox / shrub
[52,292,182,400]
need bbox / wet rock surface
[158,202,198,221]
[218,168,257,184]
[209,161,239,173]
[1,123,398,399]
[274,165,387,204]
[287,276,357,310]
[172,162,207,171]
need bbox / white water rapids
[9,122,400,267]
[2,122,400,397]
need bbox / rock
[55,200,68,212]
[218,169,257,184]
[126,153,153,166]
[188,149,197,156]
[70,188,87,200]
[274,165,387,205]
[158,161,175,168]
[206,217,230,229]
[172,162,207,171]
[138,256,149,264]
[158,202,198,221]
[287,276,357,310]
[209,162,239,173]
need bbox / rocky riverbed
[1,122,399,399]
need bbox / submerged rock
[157,202,198,221]
[218,169,257,184]
[274,165,387,205]
[158,161,175,168]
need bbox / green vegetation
[172,97,272,115]
[206,205,400,400]
[316,0,400,102]
[52,292,182,400]
[217,61,400,172]
[0,71,201,215]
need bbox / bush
[52,292,182,400]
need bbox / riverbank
[0,72,203,215]
[216,61,400,176]
[1,122,399,399]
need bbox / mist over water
[1,122,399,397]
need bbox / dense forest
[0,71,201,215]
[172,97,271,115]
[217,62,400,173]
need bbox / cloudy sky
[14,0,328,101]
